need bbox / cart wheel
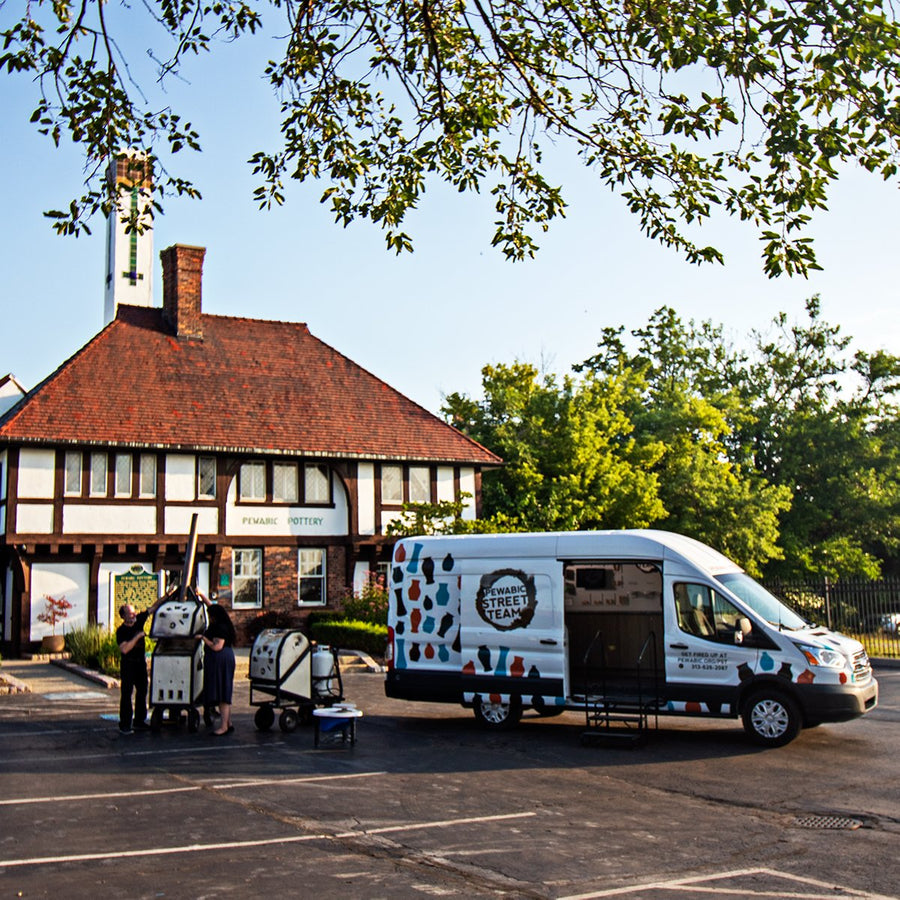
[279,709,299,733]
[188,708,200,733]
[255,704,275,732]
[150,707,163,732]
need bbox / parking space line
[0,770,385,807]
[0,811,536,870]
[557,866,898,900]
[206,771,386,790]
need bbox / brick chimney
[161,244,205,339]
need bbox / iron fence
[762,577,900,660]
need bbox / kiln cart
[148,514,208,732]
[148,591,208,732]
[249,629,345,732]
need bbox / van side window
[675,583,744,643]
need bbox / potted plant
[37,594,72,653]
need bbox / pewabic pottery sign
[225,503,347,537]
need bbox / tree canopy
[446,301,900,579]
[4,0,900,272]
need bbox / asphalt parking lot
[0,658,898,900]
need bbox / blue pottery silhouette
[495,647,509,677]
[442,553,454,571]
[435,583,450,606]
[407,543,423,573]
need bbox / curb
[0,673,30,694]
[340,650,387,674]
[50,658,119,689]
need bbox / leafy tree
[443,361,664,532]
[727,300,900,578]
[4,0,900,271]
[578,308,791,575]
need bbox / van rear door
[460,560,566,708]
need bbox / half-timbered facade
[0,244,499,653]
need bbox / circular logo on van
[476,569,537,631]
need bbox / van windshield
[715,573,809,630]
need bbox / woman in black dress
[196,595,237,735]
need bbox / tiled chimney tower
[161,244,205,340]
[104,153,154,324]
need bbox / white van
[384,530,878,746]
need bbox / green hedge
[309,619,388,659]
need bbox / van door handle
[540,639,558,645]
[670,643,689,650]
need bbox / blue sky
[2,14,899,415]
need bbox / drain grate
[793,814,863,830]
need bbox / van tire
[741,690,801,747]
[473,695,522,729]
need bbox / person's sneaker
[119,726,133,735]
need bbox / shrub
[66,625,122,676]
[339,572,389,625]
[309,619,388,659]
[305,610,343,628]
[246,610,300,641]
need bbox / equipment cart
[148,592,208,732]
[249,628,344,732]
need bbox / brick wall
[217,543,349,645]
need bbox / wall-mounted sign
[476,569,537,631]
[113,565,159,614]
[225,505,347,537]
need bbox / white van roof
[398,529,743,577]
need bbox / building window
[240,462,266,502]
[64,451,82,496]
[381,464,403,504]
[139,454,157,497]
[304,464,330,504]
[233,549,262,608]
[197,456,216,500]
[409,466,431,503]
[115,454,132,497]
[90,453,108,496]
[298,549,326,606]
[273,463,298,503]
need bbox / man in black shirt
[116,600,160,734]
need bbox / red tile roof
[0,306,500,465]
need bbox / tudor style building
[0,244,499,654]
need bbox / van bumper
[799,677,879,724]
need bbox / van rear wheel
[473,695,522,730]
[742,690,801,747]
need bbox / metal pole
[179,513,199,603]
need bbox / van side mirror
[735,617,752,645]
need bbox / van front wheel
[473,695,522,730]
[742,690,801,747]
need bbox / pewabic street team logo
[476,569,537,631]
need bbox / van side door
[460,561,566,708]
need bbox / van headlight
[795,643,846,669]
